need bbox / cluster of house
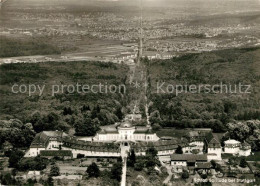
[170,154,210,174]
[109,49,176,64]
[224,139,251,157]
[25,120,252,171]
[169,129,252,173]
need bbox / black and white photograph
[0,0,260,185]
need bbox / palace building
[24,120,160,158]
[24,131,67,157]
[25,120,250,164]
[93,121,160,144]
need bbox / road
[163,169,173,185]
[120,146,129,186]
[159,157,173,185]
[145,95,150,127]
[121,157,127,186]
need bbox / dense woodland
[146,47,260,133]
[0,61,129,147]
[0,37,61,58]
[1,47,260,151]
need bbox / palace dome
[119,121,133,128]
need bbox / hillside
[147,47,260,132]
[0,61,129,133]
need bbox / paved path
[160,158,173,185]
[121,156,127,186]
[163,169,173,185]
[120,146,129,186]
[145,95,150,127]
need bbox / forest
[1,47,260,151]
[146,47,260,133]
[0,37,61,58]
[0,61,130,148]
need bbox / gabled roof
[62,136,120,152]
[241,141,250,147]
[205,132,214,143]
[209,138,219,144]
[131,139,180,152]
[224,139,240,144]
[208,138,221,148]
[40,150,72,157]
[134,126,151,134]
[97,126,118,134]
[188,130,211,142]
[42,131,66,137]
[170,154,207,162]
[196,162,211,169]
[99,130,107,134]
[105,130,119,134]
[240,141,251,150]
[30,131,68,148]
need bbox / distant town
[1,0,260,186]
[0,1,259,65]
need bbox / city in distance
[0,0,259,62]
[0,0,260,186]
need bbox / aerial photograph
[0,0,260,185]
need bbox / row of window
[99,134,153,140]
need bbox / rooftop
[196,162,211,169]
[40,150,72,157]
[30,131,68,148]
[119,121,133,128]
[224,139,240,144]
[170,154,207,162]
[208,138,221,148]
